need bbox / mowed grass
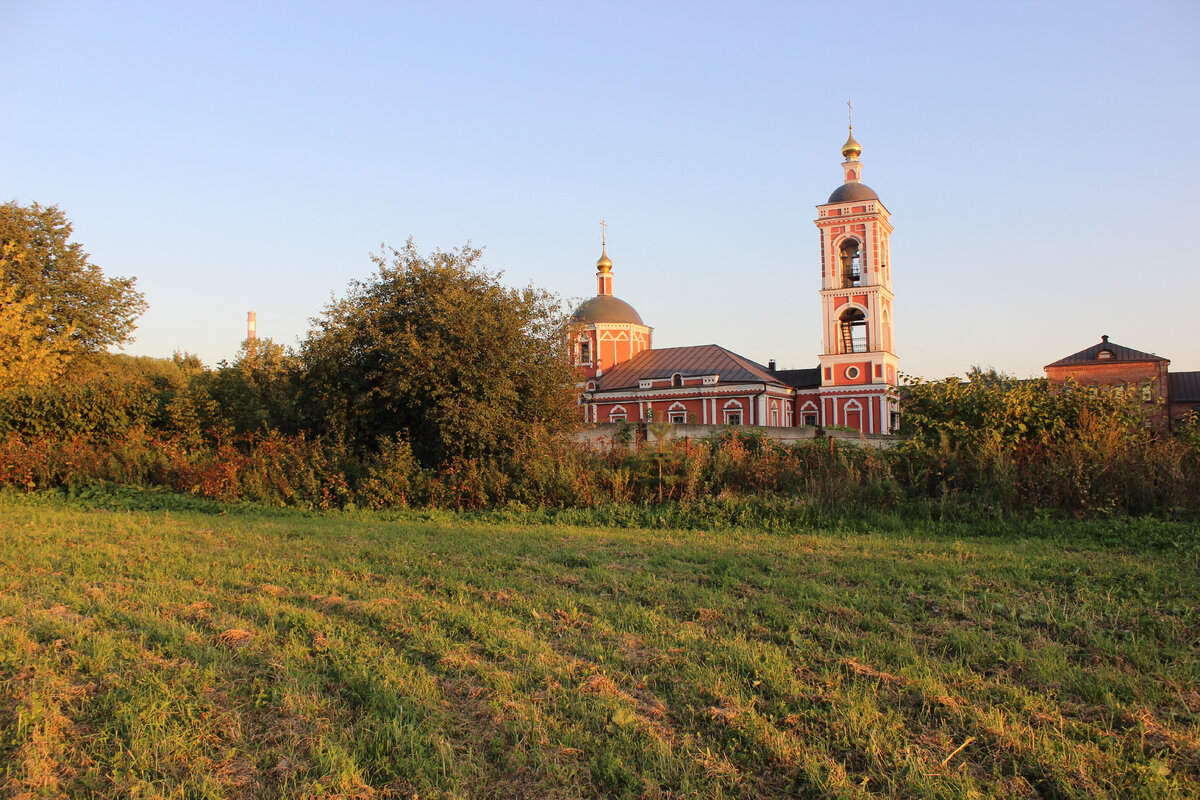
[1,497,1197,799]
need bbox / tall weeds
[1,421,1196,519]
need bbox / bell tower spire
[596,219,613,296]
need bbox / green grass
[1,493,1197,799]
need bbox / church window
[579,340,591,363]
[845,365,860,380]
[609,405,627,423]
[802,413,818,427]
[839,239,863,288]
[838,307,868,354]
[672,373,683,387]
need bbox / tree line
[1,202,580,470]
[2,200,1198,518]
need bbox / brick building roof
[1170,371,1200,404]
[774,367,822,390]
[1045,335,1168,368]
[593,345,788,392]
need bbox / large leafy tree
[0,263,75,388]
[299,240,579,466]
[0,201,147,351]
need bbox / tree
[206,337,299,434]
[0,257,75,388]
[0,201,147,351]
[298,240,580,466]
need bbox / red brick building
[573,126,899,434]
[1044,335,1200,430]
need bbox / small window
[1142,383,1154,403]
[845,365,860,380]
[725,412,742,426]
[1098,350,1113,359]
[802,413,818,427]
[579,341,591,363]
[669,412,686,423]
[672,373,683,387]
[609,413,626,423]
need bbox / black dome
[571,295,644,325]
[827,182,879,203]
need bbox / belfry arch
[838,237,863,287]
[837,306,868,354]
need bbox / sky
[3,0,1198,379]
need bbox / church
[571,125,899,435]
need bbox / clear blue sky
[4,0,1198,378]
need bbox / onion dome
[596,244,613,273]
[841,128,862,159]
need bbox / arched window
[838,307,868,354]
[800,400,819,427]
[672,373,683,387]
[839,239,863,288]
[722,400,743,426]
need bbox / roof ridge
[1046,337,1168,368]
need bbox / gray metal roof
[1045,336,1168,368]
[570,295,645,325]
[593,345,789,392]
[827,182,879,204]
[774,367,822,389]
[1170,371,1200,404]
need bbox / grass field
[1,493,1197,799]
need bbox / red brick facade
[572,127,900,435]
[1044,336,1182,431]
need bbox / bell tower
[812,118,899,433]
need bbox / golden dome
[841,128,862,160]
[596,244,612,273]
